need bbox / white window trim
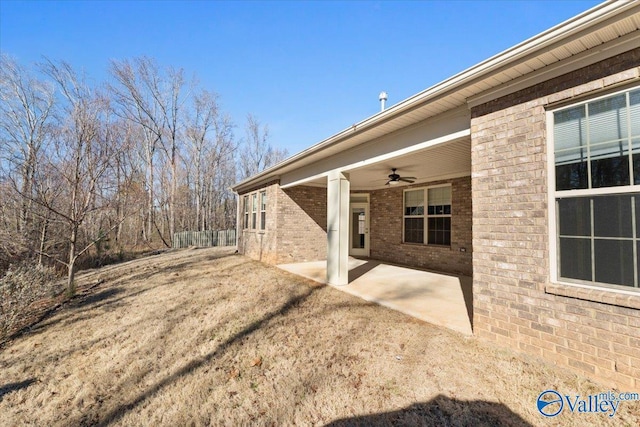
[243,195,249,230]
[251,193,258,230]
[546,84,640,294]
[259,190,267,231]
[402,184,452,246]
[243,190,268,232]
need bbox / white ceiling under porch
[287,136,471,191]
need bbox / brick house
[232,1,640,388]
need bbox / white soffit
[468,18,640,107]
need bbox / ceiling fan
[386,168,416,185]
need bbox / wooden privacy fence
[172,229,236,249]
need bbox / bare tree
[185,89,236,230]
[38,60,121,295]
[0,54,264,286]
[238,114,288,180]
[109,58,162,243]
[111,121,145,246]
[0,54,55,238]
[109,57,190,244]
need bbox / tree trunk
[147,152,154,242]
[67,226,77,296]
[169,148,176,242]
[38,216,48,266]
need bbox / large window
[403,186,451,245]
[552,86,640,290]
[243,191,267,231]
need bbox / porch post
[327,170,350,286]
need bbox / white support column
[327,170,350,286]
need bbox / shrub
[0,262,59,341]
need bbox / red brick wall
[471,50,640,388]
[369,176,473,276]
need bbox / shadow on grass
[93,284,321,427]
[69,288,125,309]
[5,250,240,346]
[95,250,241,287]
[0,378,36,401]
[325,395,533,427]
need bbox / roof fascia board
[232,0,635,192]
[234,175,281,195]
[468,30,640,108]
[450,1,638,88]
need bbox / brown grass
[0,247,637,426]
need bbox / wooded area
[0,54,287,293]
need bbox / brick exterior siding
[238,183,279,264]
[471,50,640,389]
[276,186,327,263]
[240,178,472,276]
[239,184,327,265]
[369,176,472,276]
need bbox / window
[243,196,249,229]
[427,187,452,245]
[251,193,258,229]
[551,86,640,290]
[403,186,451,245]
[260,191,267,230]
[244,191,268,231]
[404,189,424,243]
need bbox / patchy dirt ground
[0,247,638,426]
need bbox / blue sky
[1,0,601,154]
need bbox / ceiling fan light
[388,180,399,185]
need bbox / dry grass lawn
[0,247,638,426]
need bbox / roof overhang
[232,0,640,194]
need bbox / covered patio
[279,107,473,287]
[278,258,473,335]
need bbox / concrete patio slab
[278,258,473,335]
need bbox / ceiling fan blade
[403,176,417,180]
[399,178,415,183]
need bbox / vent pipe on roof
[379,91,388,111]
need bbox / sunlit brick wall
[239,184,328,264]
[471,49,640,389]
[276,186,327,264]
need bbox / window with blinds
[552,86,640,290]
